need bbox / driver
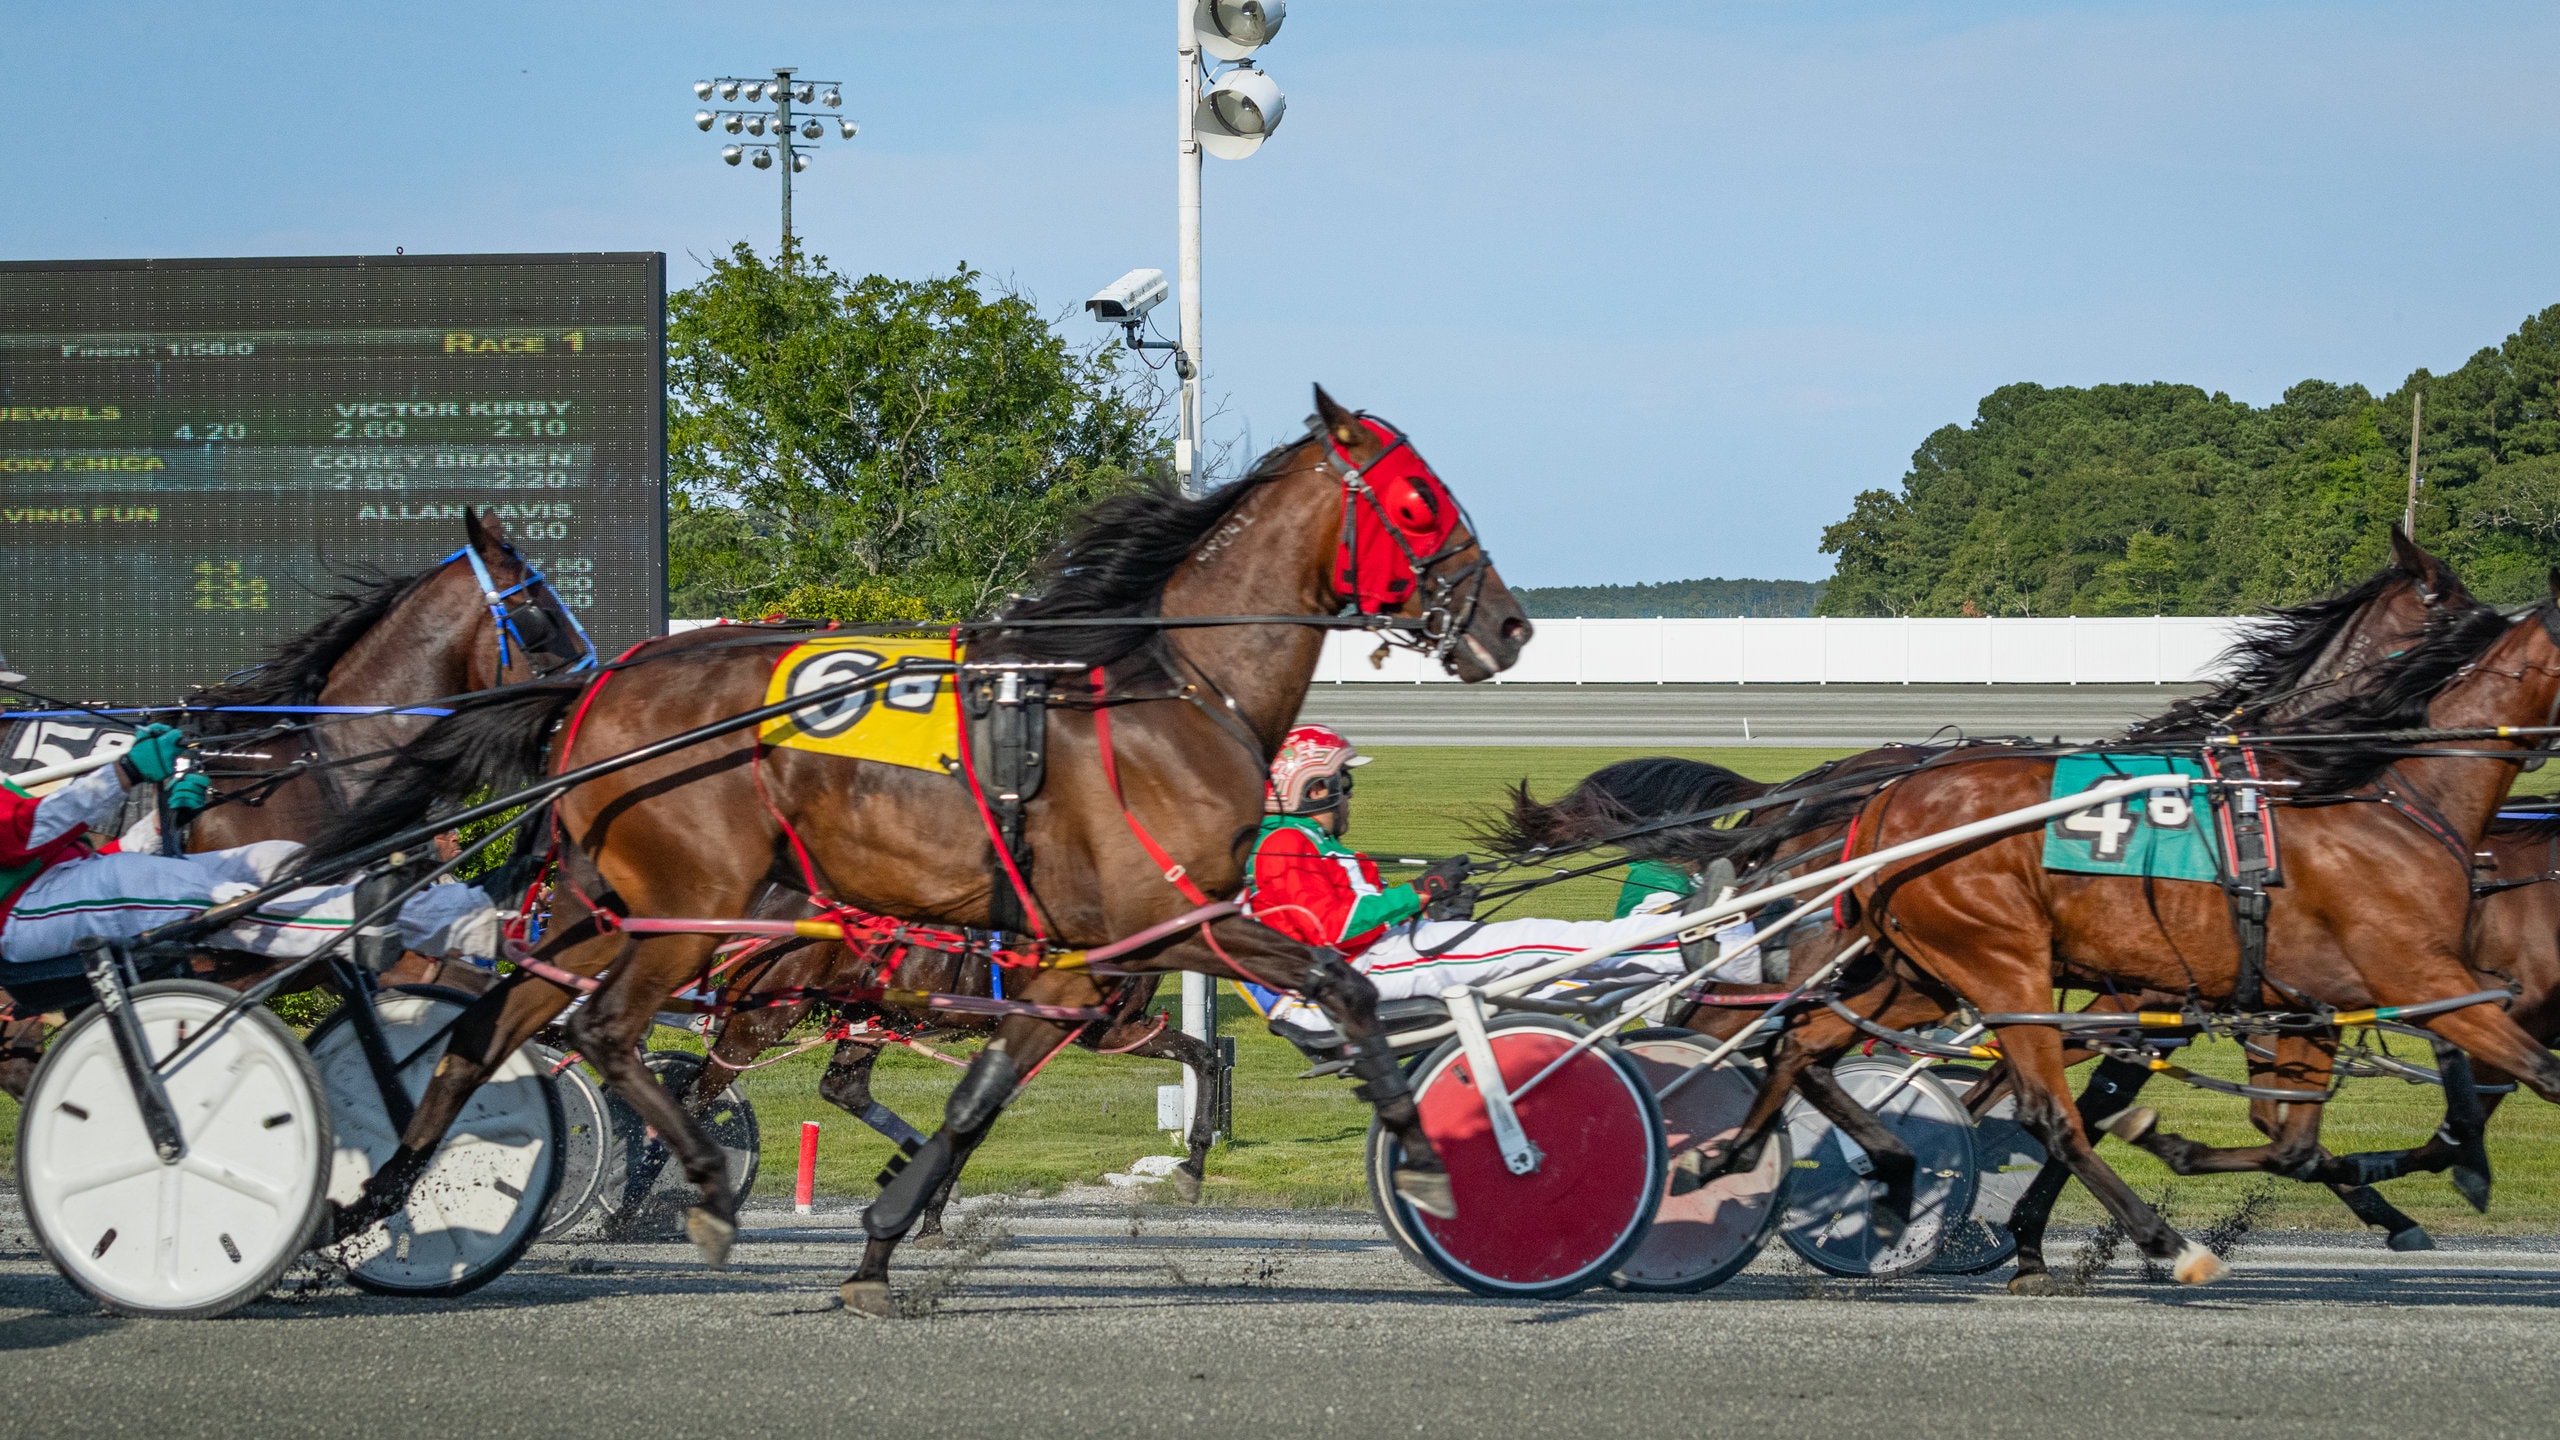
[1244,724,1760,1043]
[0,723,501,966]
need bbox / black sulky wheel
[530,1045,616,1241]
[1922,1064,2041,1275]
[313,986,565,1296]
[1608,1028,1794,1293]
[1779,1056,1978,1279]
[593,1050,760,1240]
[1367,1014,1664,1300]
[18,980,332,1319]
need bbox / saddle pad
[2041,753,2217,882]
[757,637,955,775]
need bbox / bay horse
[1478,529,2486,1254]
[1791,577,2560,1283]
[0,509,588,1096]
[315,389,1531,1315]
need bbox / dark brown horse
[316,389,1531,1315]
[1797,579,2560,1283]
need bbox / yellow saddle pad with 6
[758,636,956,775]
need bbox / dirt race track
[5,1197,2560,1439]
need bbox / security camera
[1086,268,1169,325]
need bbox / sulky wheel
[1922,1064,2040,1275]
[1780,1056,1979,1280]
[18,980,332,1319]
[312,986,565,1296]
[1609,1028,1794,1293]
[531,1046,616,1241]
[1367,1014,1664,1300]
[593,1050,760,1240]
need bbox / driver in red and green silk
[1242,724,1761,1042]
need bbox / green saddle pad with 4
[2042,754,2217,882]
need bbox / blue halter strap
[443,545,598,674]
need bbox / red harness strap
[1089,666,1212,906]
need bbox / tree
[666,244,1173,618]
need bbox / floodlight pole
[1172,0,1217,1145]
[775,67,796,258]
[1175,1,1205,497]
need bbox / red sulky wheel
[1368,1014,1664,1299]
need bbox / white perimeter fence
[1315,615,2255,684]
[671,615,2258,685]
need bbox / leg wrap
[1345,1034,1410,1108]
[858,1101,927,1152]
[944,1043,1019,1136]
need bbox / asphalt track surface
[6,1197,2559,1439]
[1299,682,2211,746]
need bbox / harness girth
[2204,747,2282,1013]
[961,667,1051,937]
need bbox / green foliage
[1514,576,1828,617]
[667,243,1174,620]
[1818,305,2560,614]
[766,579,938,623]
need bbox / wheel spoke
[49,1150,167,1202]
[181,1152,295,1211]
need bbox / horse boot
[2433,1038,2494,1213]
[1345,1032,1456,1220]
[847,1041,1018,1317]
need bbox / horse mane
[191,563,439,708]
[976,433,1314,668]
[2268,600,2518,793]
[1473,757,1769,862]
[2128,566,2461,741]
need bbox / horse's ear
[2389,523,2425,574]
[463,506,508,558]
[1312,385,1365,449]
[2547,566,2559,602]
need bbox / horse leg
[2318,1065,2510,1226]
[1789,1060,1920,1249]
[2105,1034,2335,1178]
[815,1036,954,1234]
[1113,1023,1218,1203]
[0,1013,47,1102]
[2005,1052,2153,1293]
[844,1010,1084,1318]
[1998,1022,2216,1284]
[564,933,743,1267]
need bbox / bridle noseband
[446,544,598,678]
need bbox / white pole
[1175,0,1211,1142]
[1175,0,1204,495]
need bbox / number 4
[2061,797,2137,861]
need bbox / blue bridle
[444,545,598,674]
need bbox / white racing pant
[1265,910,1759,1037]
[1,841,501,967]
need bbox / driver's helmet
[1266,723,1371,819]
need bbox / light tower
[691,69,859,256]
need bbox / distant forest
[1513,577,1827,618]
[1813,304,2560,617]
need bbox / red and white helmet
[1267,723,1372,817]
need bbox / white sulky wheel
[1608,1028,1794,1293]
[1780,1056,1979,1279]
[311,986,563,1296]
[17,980,331,1319]
[1921,1064,2040,1275]
[531,1045,615,1241]
[1367,1014,1664,1300]
[592,1050,760,1240]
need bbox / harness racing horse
[1479,530,2488,1259]
[316,389,1532,1315]
[0,509,589,1097]
[1798,578,2560,1283]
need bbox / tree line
[1513,577,1826,617]
[1816,305,2560,616]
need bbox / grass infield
[5,745,2557,1236]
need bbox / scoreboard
[0,253,665,701]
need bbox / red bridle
[1322,416,1476,630]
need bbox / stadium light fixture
[722,113,744,134]
[692,68,858,257]
[1195,62,1285,159]
[1195,0,1285,60]
[752,148,773,170]
[694,110,716,131]
[717,79,739,100]
[821,88,842,108]
[694,80,715,100]
[722,145,744,166]
[792,153,810,172]
[800,119,823,140]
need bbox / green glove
[121,723,185,783]
[165,771,212,813]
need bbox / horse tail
[1473,756,1771,862]
[310,681,584,858]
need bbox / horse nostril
[1502,616,1533,644]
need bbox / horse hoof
[686,1207,737,1269]
[2172,1240,2226,1286]
[839,1279,897,1318]
[1172,1165,1204,1205]
[1394,1168,1458,1220]
[2007,1271,2060,1297]
[2454,1167,2492,1214]
[2098,1106,2158,1144]
[2386,1226,2437,1253]
[906,1231,951,1251]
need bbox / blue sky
[6,1,2554,585]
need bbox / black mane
[2128,567,2453,741]
[2268,600,2517,793]
[977,434,1314,668]
[191,563,438,709]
